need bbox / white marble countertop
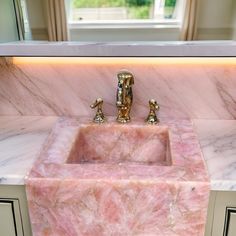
[0,116,235,191]
[1,41,236,56]
[193,120,236,191]
[0,116,57,184]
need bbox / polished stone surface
[0,117,235,191]
[0,116,57,184]
[1,41,236,56]
[67,123,170,166]
[0,57,236,120]
[194,119,236,191]
[26,117,210,236]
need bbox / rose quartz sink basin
[26,117,210,236]
[67,124,171,166]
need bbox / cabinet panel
[206,191,236,236]
[0,199,23,236]
[224,207,236,236]
[0,186,32,236]
[0,201,16,236]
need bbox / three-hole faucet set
[90,70,160,125]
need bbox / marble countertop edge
[211,180,236,191]
[1,41,236,56]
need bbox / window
[67,0,185,41]
[20,0,31,40]
[68,0,184,26]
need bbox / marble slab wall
[0,57,235,119]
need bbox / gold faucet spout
[116,70,134,123]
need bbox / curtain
[180,0,199,41]
[14,0,25,40]
[43,0,68,41]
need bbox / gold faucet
[116,70,134,123]
[90,98,106,123]
[146,99,160,124]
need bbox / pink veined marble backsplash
[0,57,235,119]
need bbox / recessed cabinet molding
[0,199,23,236]
[224,207,236,236]
[206,191,236,236]
[0,186,32,236]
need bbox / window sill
[68,20,181,29]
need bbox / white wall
[197,0,234,40]
[0,0,19,43]
[25,0,48,40]
[70,27,179,42]
[233,1,236,40]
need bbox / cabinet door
[224,207,236,236]
[206,191,236,236]
[0,201,16,236]
[0,199,23,236]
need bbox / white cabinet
[224,207,236,236]
[205,191,236,236]
[0,199,23,236]
[0,186,235,236]
[0,186,32,236]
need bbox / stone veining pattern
[193,120,236,191]
[0,58,235,119]
[0,116,57,184]
[26,117,210,236]
[0,55,234,234]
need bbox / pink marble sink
[67,124,171,166]
[26,117,210,236]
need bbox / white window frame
[68,19,181,29]
[66,0,185,41]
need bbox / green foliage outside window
[126,0,153,6]
[73,0,153,8]
[164,0,176,7]
[73,0,125,8]
[72,0,154,19]
[128,6,150,18]
[164,0,176,18]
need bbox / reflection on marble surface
[0,57,235,119]
[26,117,210,236]
[193,120,236,191]
[0,116,57,184]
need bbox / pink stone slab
[26,117,210,236]
[67,124,171,166]
[1,58,236,119]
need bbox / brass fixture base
[90,98,106,123]
[116,116,131,123]
[146,99,160,125]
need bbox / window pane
[21,0,31,40]
[71,0,178,21]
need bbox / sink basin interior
[67,124,171,166]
